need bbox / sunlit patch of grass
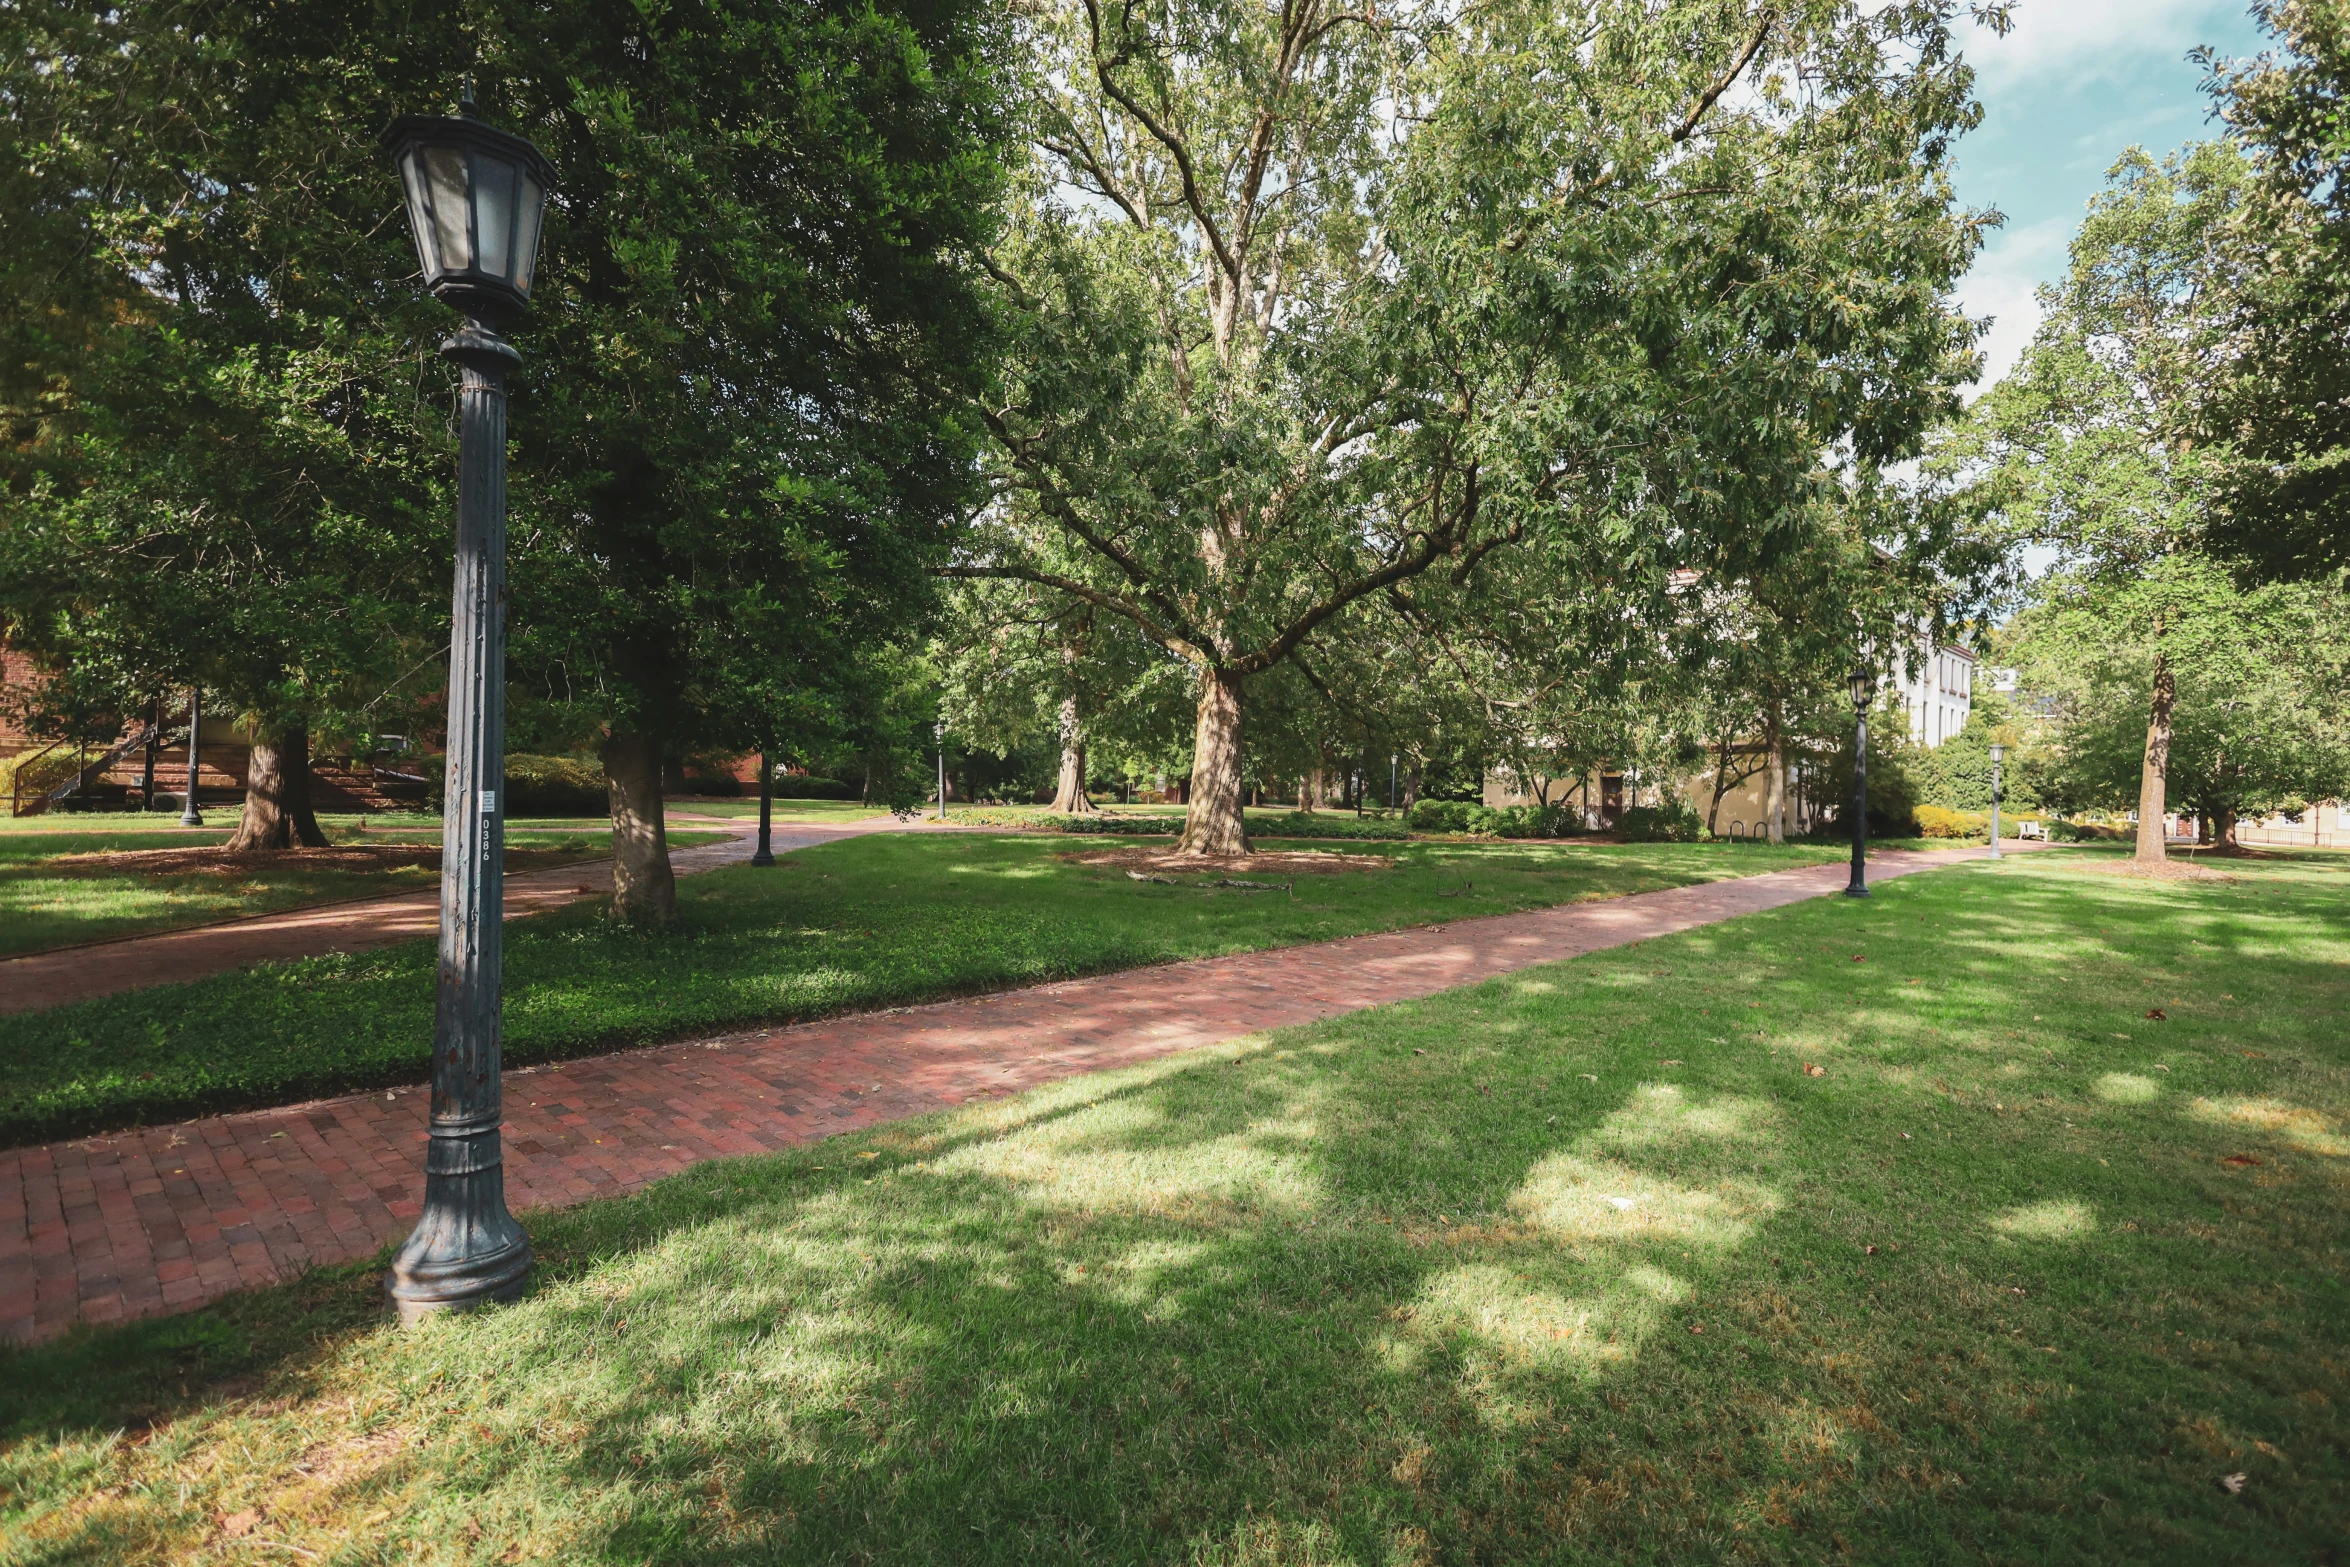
[2189,1095,2350,1157]
[2,853,2345,1563]
[1990,1198,2098,1240]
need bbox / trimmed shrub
[503,753,608,817]
[1469,803,1584,839]
[1915,804,1988,839]
[2048,818,2129,842]
[1409,799,1476,833]
[772,775,854,800]
[1253,812,1408,841]
[1617,802,1702,842]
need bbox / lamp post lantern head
[386,93,557,323]
[1848,666,1875,713]
[1989,743,2006,764]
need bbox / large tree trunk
[1176,669,1250,856]
[1050,695,1097,813]
[1401,755,1421,812]
[2214,801,2238,851]
[2135,645,2176,866]
[227,724,330,849]
[604,730,676,919]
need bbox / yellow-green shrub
[1915,804,1988,839]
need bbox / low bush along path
[2,845,2339,1563]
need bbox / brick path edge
[0,845,2006,1343]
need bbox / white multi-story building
[1896,638,1975,748]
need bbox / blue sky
[1949,1,2272,391]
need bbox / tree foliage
[960,0,1992,854]
[2197,0,2350,583]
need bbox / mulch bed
[1062,848,1395,876]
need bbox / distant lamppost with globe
[381,87,557,1323]
[1988,743,2006,861]
[1846,665,1875,898]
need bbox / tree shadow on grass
[6,858,2346,1564]
[0,1037,1797,1565]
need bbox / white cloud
[1956,214,2071,394]
[1967,0,2237,92]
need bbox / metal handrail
[8,737,66,819]
[9,720,163,818]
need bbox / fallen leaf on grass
[2221,1472,2247,1495]
[1864,1244,1878,1255]
[2221,1154,2263,1167]
[2147,1008,2168,1022]
[1659,1059,1683,1066]
[2241,1050,2268,1059]
[1802,1063,1828,1078]
[1579,1073,1598,1082]
[1851,954,1866,963]
[218,1512,260,1539]
[1688,1322,1705,1334]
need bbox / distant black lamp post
[935,720,948,822]
[1988,743,2006,861]
[1846,665,1875,898]
[179,687,204,827]
[752,752,776,867]
[381,87,556,1325]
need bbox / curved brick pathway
[0,846,2018,1343]
[0,814,906,1016]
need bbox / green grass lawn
[3,851,2343,1563]
[0,835,1848,1145]
[0,828,730,962]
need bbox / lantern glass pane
[512,175,544,294]
[474,151,517,282]
[424,145,471,270]
[399,150,441,276]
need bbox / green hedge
[503,754,608,817]
[1409,800,1589,839]
[772,775,855,800]
[1252,812,1408,841]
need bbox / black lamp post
[179,687,204,827]
[1845,665,1874,898]
[1988,743,2005,861]
[752,752,776,866]
[381,88,556,1325]
[935,721,948,822]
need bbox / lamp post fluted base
[385,1164,533,1324]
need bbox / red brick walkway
[0,846,1997,1343]
[0,816,903,1016]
